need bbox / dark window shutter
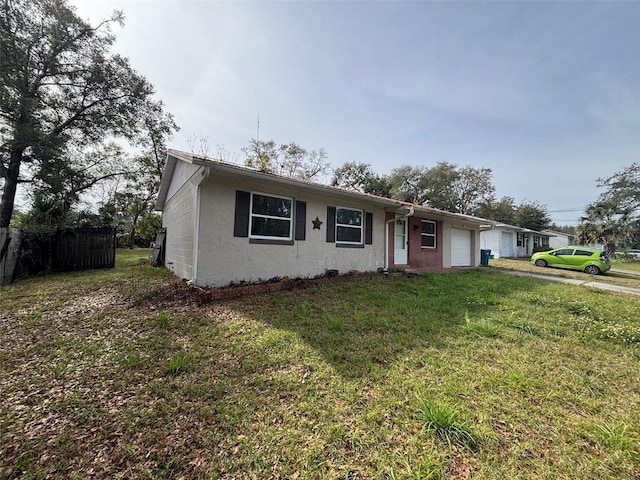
[295,201,306,241]
[365,211,373,245]
[233,190,250,237]
[326,206,336,243]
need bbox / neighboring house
[155,150,487,287]
[541,229,575,249]
[480,223,552,258]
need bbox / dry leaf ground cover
[1,249,639,479]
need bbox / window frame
[335,206,364,245]
[421,220,437,249]
[248,191,294,241]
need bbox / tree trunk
[0,149,23,229]
[129,212,140,249]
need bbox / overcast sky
[71,0,640,225]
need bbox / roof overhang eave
[177,151,410,210]
[156,150,492,225]
[154,153,178,211]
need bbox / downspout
[384,206,414,270]
[478,223,495,251]
[190,185,201,286]
[189,166,210,286]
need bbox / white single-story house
[541,229,575,249]
[154,150,488,287]
[480,223,552,258]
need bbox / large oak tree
[385,162,495,214]
[0,0,156,228]
[331,161,391,197]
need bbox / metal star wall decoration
[312,216,323,230]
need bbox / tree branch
[71,170,132,196]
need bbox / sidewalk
[498,269,640,297]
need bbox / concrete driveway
[499,269,640,297]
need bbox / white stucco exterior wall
[195,174,388,287]
[161,163,200,280]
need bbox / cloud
[67,0,640,224]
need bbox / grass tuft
[461,312,500,338]
[164,352,189,376]
[590,422,639,453]
[156,311,170,329]
[327,314,344,332]
[415,388,479,450]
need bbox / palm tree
[575,200,633,257]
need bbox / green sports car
[530,247,611,275]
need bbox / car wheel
[584,265,601,275]
[534,259,548,267]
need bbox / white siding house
[156,150,487,287]
[479,226,517,258]
[542,229,575,249]
[480,223,552,258]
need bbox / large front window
[336,207,363,244]
[250,193,292,239]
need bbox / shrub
[532,245,553,254]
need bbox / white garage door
[500,231,513,258]
[451,228,472,266]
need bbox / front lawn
[491,257,640,289]
[612,258,640,272]
[1,250,639,479]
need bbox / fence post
[0,228,22,285]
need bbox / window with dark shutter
[250,193,293,239]
[336,207,363,244]
[233,190,250,237]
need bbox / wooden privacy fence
[0,227,116,285]
[52,227,116,271]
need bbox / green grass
[461,311,500,338]
[164,352,190,375]
[415,388,479,450]
[590,422,639,453]
[612,256,640,269]
[1,249,639,478]
[491,257,640,289]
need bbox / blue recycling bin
[480,249,491,266]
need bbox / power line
[548,208,586,213]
